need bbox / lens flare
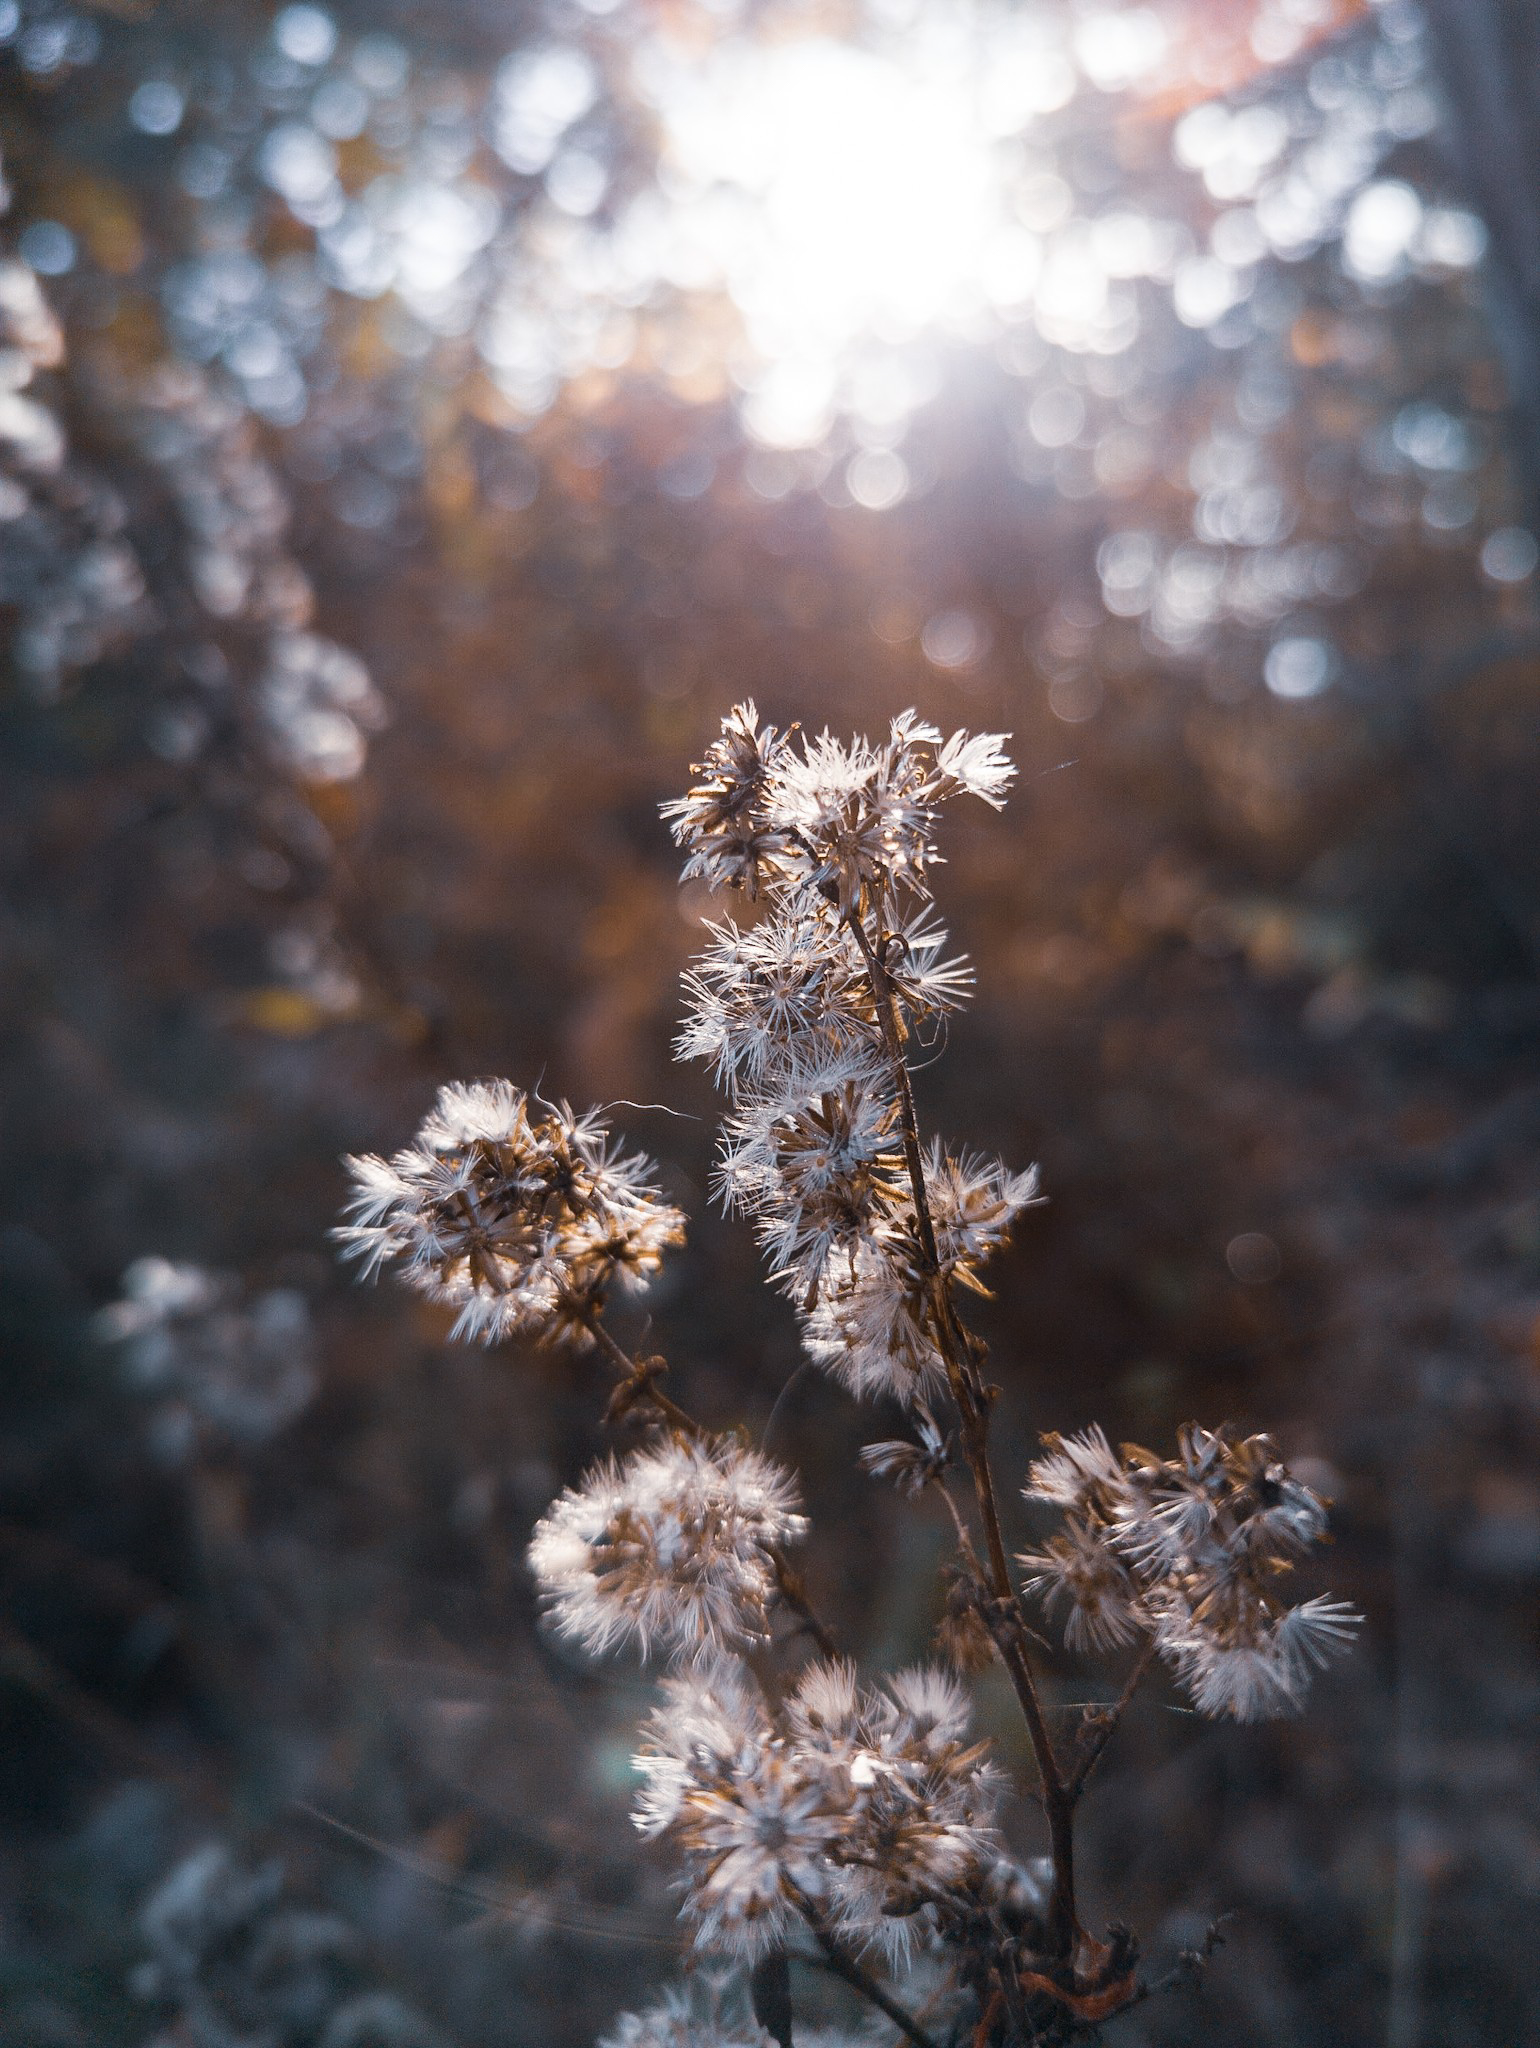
[640,30,1068,445]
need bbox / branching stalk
[1067,1639,1157,1805]
[770,1554,840,1661]
[579,1310,701,1437]
[847,903,1080,1955]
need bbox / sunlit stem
[845,904,1080,1956]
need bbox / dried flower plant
[131,1842,442,2048]
[338,704,1359,2046]
[336,1080,687,1349]
[96,1255,318,1459]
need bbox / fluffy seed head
[1021,1423,1360,1718]
[1017,1521,1143,1651]
[661,701,793,897]
[635,1658,998,1963]
[799,1241,944,1404]
[334,1082,684,1346]
[664,703,1015,920]
[528,1435,807,1661]
[599,1987,774,2048]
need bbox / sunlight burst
[640,26,1078,446]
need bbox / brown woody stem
[846,904,1079,1956]
[1066,1637,1157,1805]
[793,1897,941,2048]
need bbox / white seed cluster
[634,1659,999,1963]
[667,704,1035,1401]
[528,1435,808,1660]
[1020,1423,1361,1720]
[599,1985,869,2048]
[335,1080,685,1345]
[599,1987,776,2048]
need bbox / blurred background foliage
[2,0,1538,2044]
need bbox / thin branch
[792,1899,941,2048]
[580,1311,701,1436]
[1121,1913,1234,2010]
[1066,1638,1157,1805]
[846,902,1079,1954]
[771,1554,840,1661]
[932,1476,986,1568]
[842,909,940,1269]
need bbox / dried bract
[676,905,872,1097]
[1017,1518,1143,1652]
[720,1047,909,1307]
[925,1146,1043,1295]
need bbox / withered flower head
[661,701,793,898]
[1020,1423,1360,1719]
[859,1407,952,1496]
[528,1434,807,1661]
[634,1657,998,1965]
[334,1080,684,1346]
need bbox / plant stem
[841,912,940,1268]
[771,1554,840,1661]
[580,1312,701,1436]
[750,1950,795,2048]
[793,1901,941,2048]
[933,1475,985,1566]
[1066,1638,1156,1805]
[846,904,1079,1956]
